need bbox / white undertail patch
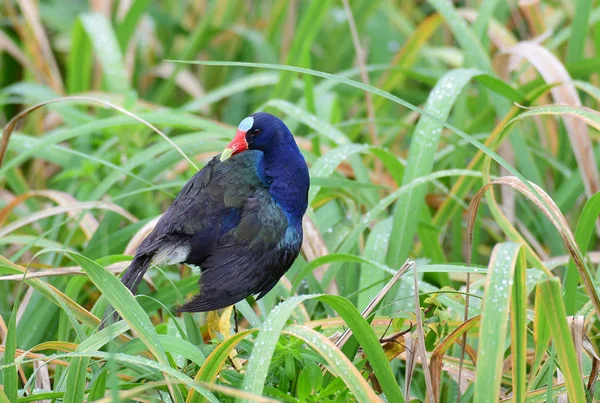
[152,244,190,265]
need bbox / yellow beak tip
[220,148,234,162]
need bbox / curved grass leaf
[242,294,403,403]
[66,252,168,364]
[537,279,587,401]
[169,60,545,213]
[0,351,239,403]
[510,103,600,132]
[0,97,199,171]
[564,192,600,314]
[427,0,491,72]
[466,177,599,315]
[283,325,381,402]
[187,330,257,403]
[388,68,480,269]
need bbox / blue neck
[259,142,309,225]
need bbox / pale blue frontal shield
[238,116,254,132]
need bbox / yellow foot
[207,306,242,369]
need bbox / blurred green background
[1,0,600,402]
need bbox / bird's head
[220,112,294,161]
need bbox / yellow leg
[207,306,242,369]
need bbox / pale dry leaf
[33,360,51,403]
[583,333,600,393]
[466,176,600,318]
[568,315,585,375]
[16,0,64,93]
[124,216,161,255]
[458,9,518,50]
[301,216,338,295]
[502,42,600,199]
[0,190,101,239]
[0,262,127,281]
[0,201,137,240]
[413,264,436,403]
[16,286,34,324]
[151,63,205,99]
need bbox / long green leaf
[242,294,403,403]
[388,68,480,268]
[511,247,528,403]
[537,278,586,401]
[474,242,520,402]
[564,191,600,314]
[67,252,167,364]
[283,325,381,402]
[79,13,130,93]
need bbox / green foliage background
[1,0,600,401]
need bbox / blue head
[220,112,309,221]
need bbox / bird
[119,112,310,312]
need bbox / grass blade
[537,278,586,401]
[473,242,520,402]
[66,252,167,363]
[503,43,600,198]
[564,192,600,314]
[79,13,130,93]
[284,325,381,403]
[511,247,528,403]
[242,294,404,403]
[388,68,480,268]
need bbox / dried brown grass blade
[0,312,7,344]
[501,42,600,198]
[0,201,137,240]
[583,333,600,394]
[0,190,102,239]
[465,176,600,318]
[0,30,38,75]
[124,216,161,255]
[429,316,481,400]
[413,265,436,403]
[341,0,378,152]
[301,216,338,295]
[458,9,517,49]
[335,260,413,349]
[33,360,51,403]
[0,262,127,281]
[404,334,416,399]
[15,0,64,93]
[568,316,585,375]
[518,0,546,36]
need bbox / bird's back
[125,150,303,311]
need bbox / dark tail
[121,254,153,294]
[176,289,247,312]
[101,254,153,328]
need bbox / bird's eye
[249,128,261,136]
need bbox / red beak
[220,129,248,161]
